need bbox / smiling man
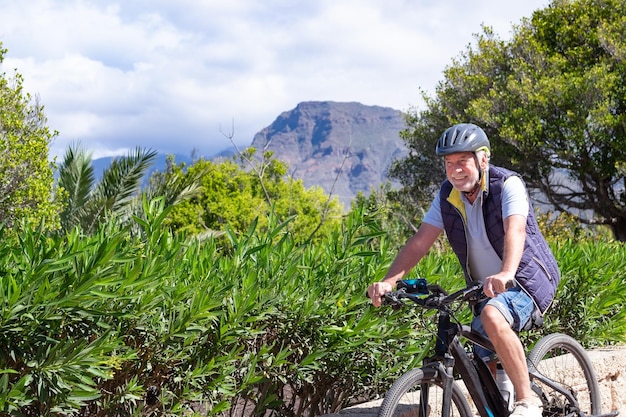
[367,123,560,417]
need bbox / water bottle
[496,364,514,411]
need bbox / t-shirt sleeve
[423,193,444,230]
[502,176,529,219]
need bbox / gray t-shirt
[423,174,529,281]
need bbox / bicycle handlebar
[382,280,485,309]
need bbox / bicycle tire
[378,367,473,417]
[527,333,602,417]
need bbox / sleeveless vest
[439,165,560,313]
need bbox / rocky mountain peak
[251,101,407,207]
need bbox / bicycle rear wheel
[527,333,602,417]
[378,367,473,417]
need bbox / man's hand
[483,272,515,298]
[367,281,394,307]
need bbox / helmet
[435,123,490,156]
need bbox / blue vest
[439,166,560,313]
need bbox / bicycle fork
[418,356,456,417]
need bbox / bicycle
[376,279,618,417]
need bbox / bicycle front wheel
[527,333,602,417]
[378,367,473,417]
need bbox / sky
[0,0,549,160]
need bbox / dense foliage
[543,238,626,345]
[0,203,624,416]
[0,205,418,416]
[0,44,60,230]
[391,0,626,240]
[164,151,344,243]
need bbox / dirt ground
[325,344,626,417]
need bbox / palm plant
[56,144,95,231]
[55,144,206,235]
[55,143,158,233]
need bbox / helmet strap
[463,180,481,199]
[463,153,483,199]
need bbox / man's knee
[480,305,509,332]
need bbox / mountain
[250,101,407,207]
[91,101,408,207]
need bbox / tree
[55,143,158,233]
[393,0,626,241]
[166,151,344,242]
[0,44,60,229]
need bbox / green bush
[0,203,623,416]
[0,203,408,416]
[540,239,626,347]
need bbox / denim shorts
[471,286,536,360]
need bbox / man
[367,123,560,417]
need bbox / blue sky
[0,0,548,159]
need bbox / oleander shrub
[540,239,626,347]
[0,203,421,416]
[0,200,623,417]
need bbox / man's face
[444,152,482,193]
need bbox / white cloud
[0,0,549,160]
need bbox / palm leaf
[82,147,157,233]
[56,143,95,231]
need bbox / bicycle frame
[421,303,585,417]
[420,305,509,417]
[379,281,615,417]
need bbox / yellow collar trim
[445,171,488,222]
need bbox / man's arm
[367,222,442,307]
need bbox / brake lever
[381,289,409,310]
[461,282,485,302]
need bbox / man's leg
[481,305,533,401]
